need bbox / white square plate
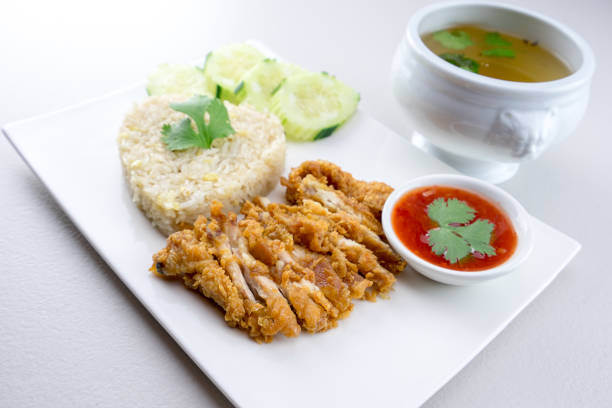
[4,46,580,407]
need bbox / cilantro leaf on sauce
[433,30,474,50]
[452,220,496,257]
[161,95,235,151]
[426,198,496,264]
[428,228,471,264]
[428,198,476,225]
[438,53,479,73]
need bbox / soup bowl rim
[406,0,595,95]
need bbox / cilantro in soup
[421,25,572,82]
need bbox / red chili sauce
[391,185,518,271]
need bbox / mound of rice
[117,95,286,235]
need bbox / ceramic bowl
[390,1,595,183]
[381,174,533,285]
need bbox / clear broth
[421,25,572,82]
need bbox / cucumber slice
[146,64,209,96]
[241,59,305,111]
[203,43,264,103]
[269,72,359,141]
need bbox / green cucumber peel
[314,125,339,140]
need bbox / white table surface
[1,0,610,407]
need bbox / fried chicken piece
[241,202,352,316]
[240,216,336,332]
[210,202,301,339]
[291,246,353,317]
[152,229,246,327]
[299,199,406,274]
[334,237,395,298]
[153,217,292,343]
[282,174,383,235]
[247,199,360,306]
[241,202,350,330]
[152,161,403,342]
[263,201,396,297]
[328,247,372,299]
[196,217,287,341]
[200,218,256,302]
[283,160,393,218]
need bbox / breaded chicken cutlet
[151,161,406,342]
[282,160,394,219]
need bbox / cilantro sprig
[161,95,235,151]
[433,30,473,50]
[439,53,479,73]
[426,198,496,264]
[481,48,515,58]
[482,32,515,58]
[485,32,512,47]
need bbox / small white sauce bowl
[382,174,534,285]
[390,1,596,183]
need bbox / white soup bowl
[390,1,595,183]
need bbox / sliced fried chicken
[153,216,296,343]
[151,161,405,342]
[262,201,396,297]
[328,247,372,299]
[299,199,406,274]
[196,217,286,341]
[334,237,396,299]
[291,246,354,317]
[250,198,373,300]
[247,199,358,308]
[240,216,335,332]
[241,202,349,331]
[282,160,393,218]
[210,202,301,339]
[152,228,246,328]
[200,217,256,302]
[282,174,383,235]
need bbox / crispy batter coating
[153,214,299,342]
[264,202,396,296]
[248,198,373,301]
[242,201,353,324]
[299,199,406,274]
[211,203,301,339]
[282,160,393,218]
[151,228,247,329]
[202,217,256,302]
[283,174,384,235]
[240,216,337,332]
[291,246,353,318]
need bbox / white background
[1,0,610,406]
